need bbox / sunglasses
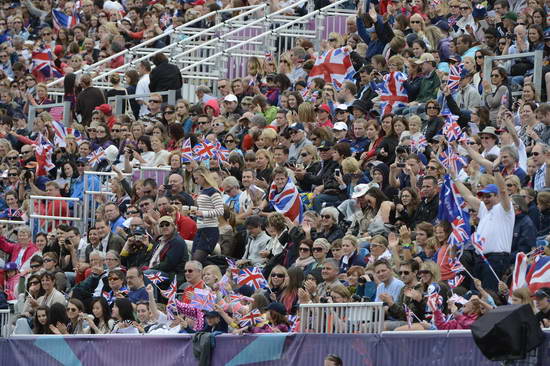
[149,100,161,104]
[217,85,227,89]
[491,74,500,78]
[506,183,515,187]
[299,247,311,252]
[321,215,332,219]
[426,106,438,110]
[399,271,411,275]
[7,157,18,161]
[43,32,51,36]
[532,152,541,156]
[427,166,437,170]
[467,141,477,145]
[312,247,323,252]
[108,277,120,281]
[460,6,469,10]
[271,273,285,278]
[225,139,235,143]
[185,269,195,273]
[112,129,121,133]
[410,20,421,24]
[300,153,308,157]
[67,307,79,312]
[127,210,139,215]
[43,258,55,263]
[197,121,209,125]
[159,222,171,228]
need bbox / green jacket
[417,71,440,103]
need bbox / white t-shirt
[476,202,515,254]
[136,74,150,117]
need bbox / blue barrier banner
[1,332,548,366]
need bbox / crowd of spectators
[0,0,550,341]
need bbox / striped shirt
[196,187,224,229]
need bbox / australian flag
[438,174,471,247]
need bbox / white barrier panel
[0,309,12,338]
[29,196,83,234]
[299,302,385,334]
[138,166,172,188]
[82,171,132,229]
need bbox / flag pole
[484,259,501,283]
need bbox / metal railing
[138,166,172,188]
[299,302,385,334]
[29,196,83,235]
[180,0,349,91]
[483,50,543,97]
[108,90,176,116]
[46,4,267,89]
[0,309,12,338]
[28,101,71,130]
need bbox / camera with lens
[395,145,410,155]
[351,294,362,302]
[319,297,329,303]
[506,33,515,40]
[358,277,367,284]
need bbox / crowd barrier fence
[28,196,83,235]
[3,331,549,365]
[299,301,384,333]
[137,166,172,188]
[28,101,72,130]
[82,171,132,230]
[483,50,543,97]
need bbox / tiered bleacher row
[1,0,550,365]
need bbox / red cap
[316,103,331,114]
[54,45,64,56]
[95,104,112,115]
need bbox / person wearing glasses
[141,93,164,128]
[180,260,205,304]
[147,216,189,285]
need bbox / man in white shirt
[453,170,514,291]
[532,143,550,191]
[136,60,151,117]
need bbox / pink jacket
[0,236,39,268]
[2,273,21,300]
[433,309,478,330]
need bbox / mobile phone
[397,163,406,168]
[335,169,341,176]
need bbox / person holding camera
[120,226,153,269]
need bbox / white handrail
[47,4,267,88]
[90,4,270,84]
[180,0,347,73]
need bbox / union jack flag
[448,274,465,289]
[447,63,463,94]
[193,139,216,161]
[237,267,268,290]
[34,134,55,176]
[87,147,107,167]
[471,232,486,255]
[145,272,169,285]
[373,71,409,115]
[449,216,470,246]
[529,246,546,259]
[52,9,79,30]
[214,140,230,162]
[181,138,194,163]
[288,315,300,332]
[449,257,466,273]
[525,255,550,292]
[32,48,62,79]
[161,277,178,301]
[439,146,466,173]
[190,288,216,311]
[442,109,464,142]
[308,47,356,89]
[51,120,82,147]
[238,309,265,328]
[410,134,428,153]
[268,177,303,222]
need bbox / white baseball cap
[224,94,238,103]
[333,122,348,131]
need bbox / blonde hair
[420,260,441,282]
[341,157,361,174]
[255,149,274,169]
[203,265,222,283]
[388,55,405,71]
[193,166,220,190]
[328,32,344,47]
[301,144,320,162]
[298,102,316,124]
[247,56,264,77]
[260,128,277,142]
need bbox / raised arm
[493,170,511,211]
[450,168,481,211]
[462,141,493,172]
